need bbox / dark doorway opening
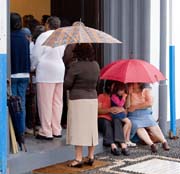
[51,0,103,66]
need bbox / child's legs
[122,118,132,141]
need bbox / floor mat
[32,159,110,174]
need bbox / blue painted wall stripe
[0,54,7,174]
[169,45,176,136]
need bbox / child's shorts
[111,112,127,120]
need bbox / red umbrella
[100,59,166,83]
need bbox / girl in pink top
[111,82,136,147]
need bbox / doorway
[51,0,103,66]
[10,0,103,65]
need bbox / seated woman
[127,83,170,153]
[98,80,130,156]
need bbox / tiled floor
[8,130,104,174]
[121,158,180,174]
[9,128,180,174]
[97,155,180,174]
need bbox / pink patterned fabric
[111,94,125,107]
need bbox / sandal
[150,143,158,153]
[162,142,170,151]
[84,157,94,166]
[111,148,120,156]
[121,148,130,156]
[68,159,83,168]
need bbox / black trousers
[61,90,68,126]
[98,118,125,146]
[112,118,125,143]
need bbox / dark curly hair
[111,82,127,95]
[32,25,45,43]
[23,14,34,28]
[11,13,22,31]
[41,15,50,25]
[138,83,151,91]
[73,43,95,61]
[103,80,114,94]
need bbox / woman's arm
[98,105,111,114]
[64,62,79,90]
[64,68,75,90]
[31,35,45,71]
[128,89,153,112]
[98,103,125,114]
[98,94,125,115]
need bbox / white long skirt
[66,99,98,146]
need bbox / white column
[159,0,168,135]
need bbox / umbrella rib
[141,63,156,82]
[64,27,77,43]
[87,28,101,43]
[82,27,93,43]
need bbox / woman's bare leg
[87,146,95,159]
[147,126,166,143]
[75,145,83,161]
[122,118,131,142]
[137,128,153,145]
[69,145,83,166]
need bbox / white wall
[10,0,50,21]
[150,0,160,121]
[150,0,180,122]
[166,0,180,120]
[172,0,180,120]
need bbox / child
[111,82,136,147]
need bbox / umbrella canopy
[100,59,166,83]
[43,22,122,47]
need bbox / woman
[98,80,130,156]
[31,16,65,140]
[10,12,30,135]
[61,22,85,128]
[64,43,100,167]
[127,83,170,152]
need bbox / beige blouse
[130,88,153,106]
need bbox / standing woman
[31,16,65,140]
[65,43,100,167]
[10,13,30,135]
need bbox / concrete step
[8,130,104,174]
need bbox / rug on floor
[32,159,110,174]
